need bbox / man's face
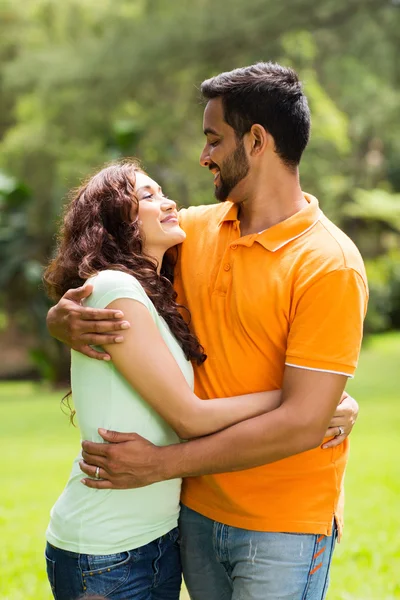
[200,98,249,203]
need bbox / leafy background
[0,0,399,381]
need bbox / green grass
[329,333,400,600]
[1,333,399,599]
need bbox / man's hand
[80,429,164,489]
[322,393,359,449]
[46,285,130,360]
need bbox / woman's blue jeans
[45,527,181,600]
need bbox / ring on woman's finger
[95,466,100,480]
[336,426,345,437]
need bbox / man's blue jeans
[179,505,337,600]
[45,527,181,600]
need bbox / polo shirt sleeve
[178,208,185,226]
[285,268,368,378]
[178,206,195,229]
[84,270,152,312]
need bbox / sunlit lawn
[1,333,399,599]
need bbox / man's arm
[80,366,347,489]
[46,285,130,360]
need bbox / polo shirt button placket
[224,263,231,272]
[231,244,238,250]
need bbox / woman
[43,159,284,600]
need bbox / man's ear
[248,124,269,156]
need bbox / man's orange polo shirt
[175,194,368,537]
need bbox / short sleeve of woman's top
[83,269,154,314]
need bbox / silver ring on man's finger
[95,466,100,480]
[337,426,345,437]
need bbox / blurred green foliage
[0,0,399,380]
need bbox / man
[47,62,367,599]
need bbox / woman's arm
[103,298,281,439]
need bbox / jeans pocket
[45,554,56,599]
[82,551,131,598]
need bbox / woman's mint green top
[46,270,194,554]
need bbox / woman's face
[133,172,186,252]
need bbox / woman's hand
[322,393,359,448]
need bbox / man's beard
[213,139,250,202]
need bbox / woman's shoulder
[84,269,150,309]
[88,269,144,289]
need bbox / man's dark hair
[201,62,310,169]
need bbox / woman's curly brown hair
[44,159,206,365]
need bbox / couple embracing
[44,62,367,600]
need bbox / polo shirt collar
[217,201,238,225]
[218,193,322,252]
